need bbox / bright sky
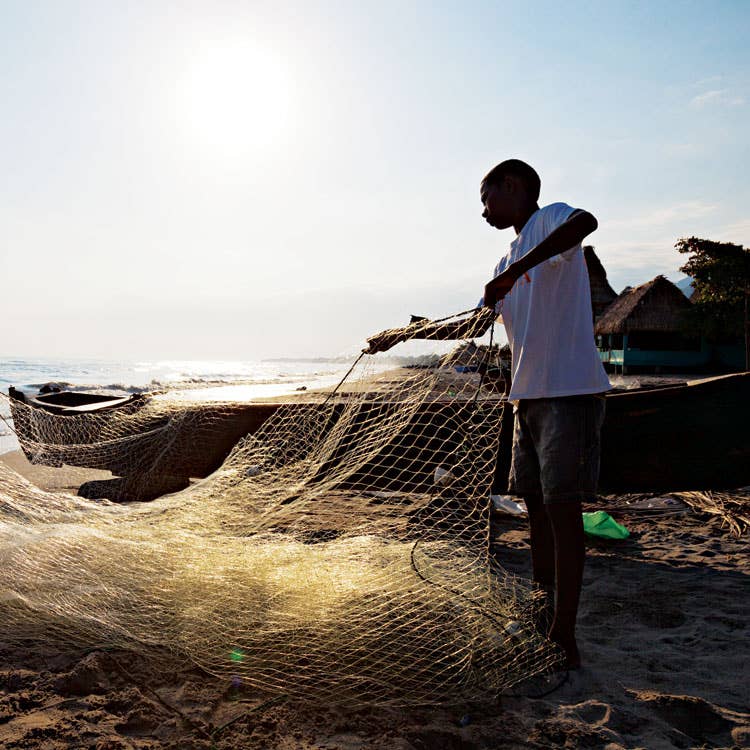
[1,1,748,359]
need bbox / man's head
[480,159,540,230]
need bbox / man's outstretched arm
[365,307,496,354]
[483,210,598,308]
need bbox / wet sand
[0,449,112,492]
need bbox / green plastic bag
[582,511,630,540]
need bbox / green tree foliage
[676,237,750,343]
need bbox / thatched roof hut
[595,276,692,335]
[584,246,617,320]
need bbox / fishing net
[0,309,560,706]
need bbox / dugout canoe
[7,386,280,498]
[7,372,750,499]
[7,387,145,414]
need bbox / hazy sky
[1,0,748,359]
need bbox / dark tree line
[677,237,750,369]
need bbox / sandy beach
[1,448,748,749]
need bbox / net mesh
[0,310,560,706]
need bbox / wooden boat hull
[599,373,750,492]
[493,372,750,494]
[8,392,279,480]
[8,372,750,498]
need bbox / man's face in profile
[481,178,516,230]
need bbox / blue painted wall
[598,333,712,370]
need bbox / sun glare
[179,41,292,161]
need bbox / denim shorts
[508,394,606,504]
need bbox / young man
[367,159,610,668]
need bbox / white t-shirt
[484,202,611,401]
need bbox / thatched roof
[584,246,618,319]
[594,275,693,335]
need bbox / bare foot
[548,625,581,670]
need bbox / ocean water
[0,356,372,455]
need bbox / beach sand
[1,451,748,749]
[0,450,113,492]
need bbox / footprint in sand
[629,690,747,748]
